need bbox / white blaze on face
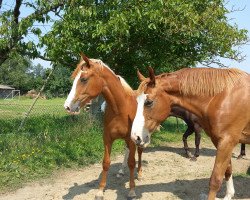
[64,71,81,112]
[131,93,150,147]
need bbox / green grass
[0,98,125,191]
[0,97,66,120]
[0,113,125,191]
[151,117,194,146]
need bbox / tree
[44,66,72,98]
[0,54,34,93]
[1,1,248,87]
[29,63,46,91]
[40,0,248,85]
[0,0,67,65]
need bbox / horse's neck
[162,77,212,119]
[101,70,129,114]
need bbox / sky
[23,1,250,73]
[211,0,250,73]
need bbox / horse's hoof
[186,152,193,158]
[127,196,137,200]
[95,196,104,200]
[190,156,197,162]
[237,155,245,160]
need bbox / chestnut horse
[64,54,141,200]
[131,67,250,200]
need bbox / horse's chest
[105,117,130,138]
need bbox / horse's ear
[80,52,90,68]
[147,66,155,87]
[137,70,146,82]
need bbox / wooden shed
[0,84,15,98]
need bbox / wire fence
[0,95,105,135]
[0,97,68,133]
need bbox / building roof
[0,84,15,90]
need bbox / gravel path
[0,141,249,200]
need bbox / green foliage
[44,66,72,98]
[0,0,66,65]
[0,54,46,93]
[40,0,248,86]
[1,1,248,87]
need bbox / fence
[0,95,106,134]
[0,98,66,132]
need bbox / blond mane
[117,75,135,96]
[178,68,248,96]
[71,58,134,96]
[71,59,110,78]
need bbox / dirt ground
[0,141,249,200]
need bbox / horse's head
[131,67,171,148]
[64,53,105,114]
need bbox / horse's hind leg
[137,147,143,181]
[117,146,129,178]
[95,139,113,200]
[207,138,235,200]
[237,143,246,159]
[182,126,194,158]
[194,124,202,158]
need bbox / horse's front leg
[137,146,143,181]
[223,160,235,200]
[207,138,235,200]
[95,139,113,200]
[127,140,137,200]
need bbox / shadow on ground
[62,161,250,200]
[144,145,217,159]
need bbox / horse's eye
[144,99,153,107]
[80,77,88,83]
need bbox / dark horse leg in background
[237,144,246,159]
[171,107,202,161]
[182,119,202,161]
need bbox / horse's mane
[136,67,248,97]
[177,68,248,96]
[71,59,110,78]
[117,75,134,96]
[71,58,134,96]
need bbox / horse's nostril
[136,136,142,145]
[66,106,70,111]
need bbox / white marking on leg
[95,189,104,198]
[117,147,129,178]
[128,188,136,198]
[223,175,235,200]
